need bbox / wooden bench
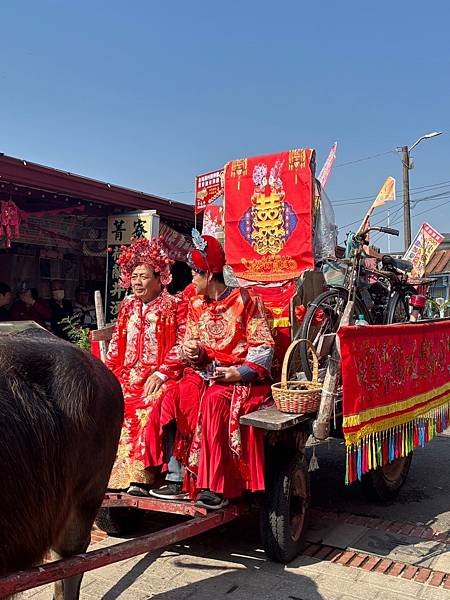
[240,406,311,431]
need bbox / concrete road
[312,428,450,531]
[22,430,450,599]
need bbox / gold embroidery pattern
[251,189,286,255]
[230,159,248,191]
[288,148,307,184]
[241,254,298,276]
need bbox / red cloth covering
[339,319,450,483]
[146,287,274,498]
[90,339,101,359]
[224,149,315,282]
[251,281,296,379]
[105,290,186,488]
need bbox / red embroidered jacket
[186,287,274,379]
[105,290,186,389]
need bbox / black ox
[0,326,124,599]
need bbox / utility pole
[400,131,443,252]
[402,145,411,251]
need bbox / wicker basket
[271,339,322,414]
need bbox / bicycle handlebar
[355,226,399,242]
[377,227,399,236]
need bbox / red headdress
[116,237,174,288]
[189,230,225,274]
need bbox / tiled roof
[426,250,450,275]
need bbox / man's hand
[183,340,203,362]
[144,374,164,396]
[214,366,242,383]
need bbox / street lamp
[400,131,443,251]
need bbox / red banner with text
[224,149,315,282]
[195,169,224,214]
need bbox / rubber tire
[260,451,310,563]
[386,287,417,324]
[361,452,413,503]
[95,507,145,537]
[297,288,365,380]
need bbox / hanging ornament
[0,200,21,248]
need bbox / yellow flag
[372,176,396,208]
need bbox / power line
[337,186,450,233]
[334,149,396,168]
[370,196,450,246]
[332,180,450,205]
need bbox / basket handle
[280,339,319,386]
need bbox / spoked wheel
[296,289,364,380]
[95,507,145,537]
[260,451,310,563]
[386,287,416,324]
[361,453,413,502]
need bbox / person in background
[0,282,12,321]
[10,282,52,328]
[73,285,97,329]
[49,279,73,339]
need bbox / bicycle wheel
[295,289,363,381]
[386,286,416,324]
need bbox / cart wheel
[361,453,413,503]
[260,451,310,563]
[95,507,145,537]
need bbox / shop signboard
[105,211,160,322]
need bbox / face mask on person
[52,290,65,301]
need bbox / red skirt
[152,370,271,499]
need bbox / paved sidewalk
[23,519,450,600]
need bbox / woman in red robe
[148,233,274,509]
[105,237,185,495]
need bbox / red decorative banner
[195,169,224,214]
[339,320,450,483]
[159,223,192,262]
[224,149,315,282]
[251,281,296,378]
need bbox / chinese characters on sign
[106,211,160,322]
[195,169,224,214]
[403,222,444,278]
[224,149,315,282]
[159,223,192,262]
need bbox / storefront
[0,154,194,315]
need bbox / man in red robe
[148,233,274,509]
[105,237,186,496]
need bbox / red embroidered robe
[105,290,185,487]
[160,287,275,498]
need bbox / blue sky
[1,0,449,252]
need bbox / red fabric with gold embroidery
[224,149,315,282]
[339,320,450,484]
[147,287,274,497]
[251,282,296,379]
[105,291,185,488]
[340,320,450,442]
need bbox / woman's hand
[213,366,242,383]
